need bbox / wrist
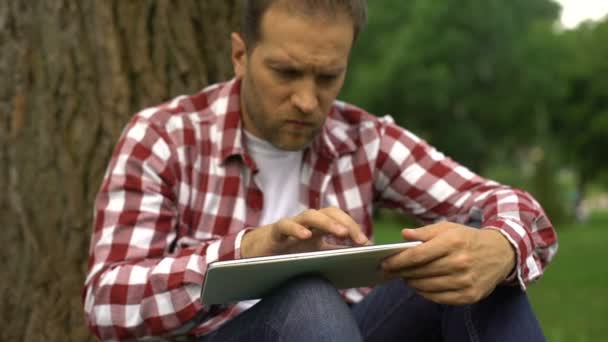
[481,228,516,280]
[240,229,257,258]
[240,226,273,258]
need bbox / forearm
[84,258,198,339]
[84,231,247,340]
[378,125,556,284]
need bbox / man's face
[231,4,354,150]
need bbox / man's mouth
[285,120,314,128]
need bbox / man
[83,0,557,340]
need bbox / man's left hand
[381,222,516,305]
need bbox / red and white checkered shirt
[83,78,557,340]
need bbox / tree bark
[0,1,239,340]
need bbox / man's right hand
[240,207,370,258]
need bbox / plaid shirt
[84,78,557,340]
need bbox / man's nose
[291,78,319,114]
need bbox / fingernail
[300,230,312,239]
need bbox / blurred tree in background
[342,0,608,223]
[0,1,238,340]
[555,20,608,201]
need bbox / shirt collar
[313,106,358,159]
[205,78,253,170]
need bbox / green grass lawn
[373,211,608,342]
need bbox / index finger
[293,209,350,239]
[382,237,448,272]
[320,207,369,245]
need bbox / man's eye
[274,68,300,79]
[318,74,339,84]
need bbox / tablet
[201,241,421,305]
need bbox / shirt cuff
[234,228,253,260]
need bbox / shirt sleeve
[373,117,558,288]
[83,116,246,340]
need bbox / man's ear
[231,32,248,78]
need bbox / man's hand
[381,222,516,305]
[240,207,370,258]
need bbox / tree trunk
[0,1,239,340]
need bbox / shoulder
[130,80,237,134]
[325,101,424,155]
[329,100,411,135]
[326,101,405,144]
[330,100,380,127]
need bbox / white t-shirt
[243,131,304,226]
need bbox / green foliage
[341,0,608,216]
[344,0,563,171]
[528,150,570,224]
[553,20,608,186]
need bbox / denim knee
[443,285,545,342]
[266,276,362,342]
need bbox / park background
[0,0,606,340]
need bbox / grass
[528,212,608,342]
[373,211,608,342]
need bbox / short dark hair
[241,0,367,48]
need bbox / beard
[241,79,324,151]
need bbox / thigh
[442,285,545,342]
[352,281,545,342]
[352,279,443,342]
[199,276,362,342]
[196,305,278,342]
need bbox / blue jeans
[197,276,545,341]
